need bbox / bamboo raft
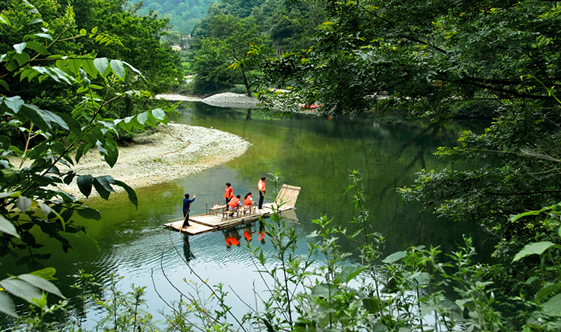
[164,184,301,235]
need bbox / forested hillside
[129,0,213,39]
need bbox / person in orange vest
[258,177,266,210]
[228,194,241,217]
[224,182,234,205]
[243,192,253,213]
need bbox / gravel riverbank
[39,123,249,199]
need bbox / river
[2,102,495,328]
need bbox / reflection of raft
[164,184,301,235]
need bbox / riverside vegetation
[2,0,561,331]
[3,172,561,331]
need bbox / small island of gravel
[53,123,250,198]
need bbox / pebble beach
[52,123,250,199]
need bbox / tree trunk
[240,62,251,97]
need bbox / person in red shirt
[224,182,234,205]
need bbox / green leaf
[57,112,82,136]
[18,104,50,131]
[0,79,9,91]
[513,242,556,262]
[152,108,167,123]
[109,59,125,80]
[77,174,93,197]
[114,180,138,208]
[82,59,98,78]
[79,29,87,36]
[25,41,49,55]
[13,43,26,54]
[145,111,158,128]
[116,118,133,132]
[382,250,406,263]
[28,18,42,24]
[311,283,340,298]
[0,292,17,318]
[363,297,381,314]
[0,215,19,238]
[123,61,145,79]
[3,96,25,113]
[76,207,101,220]
[38,202,52,217]
[0,279,43,307]
[93,58,109,77]
[336,265,367,283]
[18,274,65,299]
[0,135,11,149]
[543,293,561,316]
[0,191,20,199]
[34,33,52,40]
[17,196,32,212]
[63,172,75,185]
[262,318,275,332]
[13,52,30,66]
[0,13,11,26]
[93,175,115,195]
[536,282,561,303]
[6,59,19,71]
[137,111,149,125]
[68,59,81,75]
[29,267,56,280]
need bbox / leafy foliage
[190,14,273,95]
[0,1,170,274]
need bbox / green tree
[191,14,272,96]
[1,0,183,125]
[260,0,561,262]
[0,0,169,272]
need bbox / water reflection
[224,229,242,249]
[182,234,195,262]
[258,221,266,244]
[242,224,253,242]
[2,102,496,326]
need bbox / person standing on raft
[182,193,196,228]
[258,177,266,210]
[224,182,234,205]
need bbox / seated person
[228,195,241,217]
[243,192,253,213]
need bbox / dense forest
[2,0,561,330]
[129,0,213,41]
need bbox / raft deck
[164,184,301,235]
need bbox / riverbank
[156,92,259,109]
[43,123,249,199]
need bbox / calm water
[3,102,494,326]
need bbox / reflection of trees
[166,105,490,253]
